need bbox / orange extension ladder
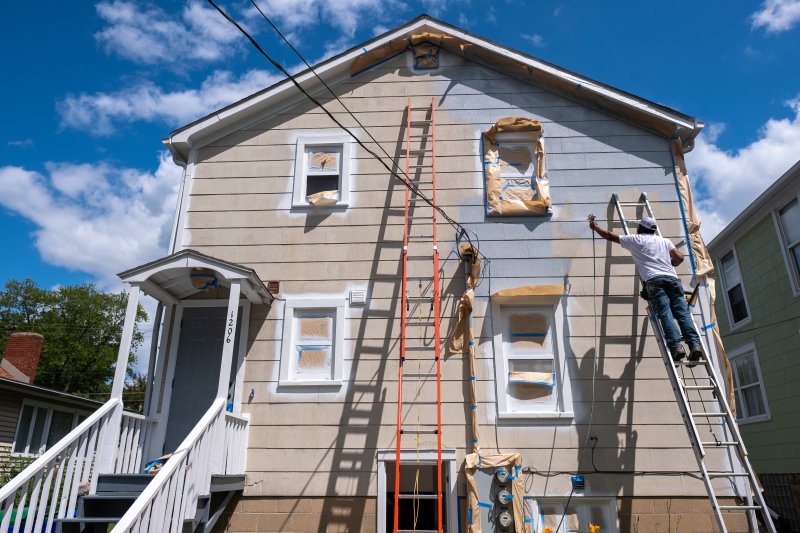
[393,97,444,533]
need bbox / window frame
[279,297,346,388]
[490,295,573,420]
[528,497,619,533]
[11,399,88,457]
[728,342,771,424]
[292,135,352,208]
[718,246,752,330]
[773,194,800,296]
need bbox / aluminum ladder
[392,97,444,533]
[611,192,776,533]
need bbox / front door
[164,306,241,452]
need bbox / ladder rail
[610,193,777,533]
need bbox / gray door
[164,306,242,452]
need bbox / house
[0,333,100,479]
[0,15,769,533]
[707,160,800,532]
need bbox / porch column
[111,284,141,400]
[218,280,241,400]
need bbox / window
[292,135,351,207]
[13,401,88,456]
[729,343,770,423]
[279,298,346,387]
[491,299,573,419]
[775,197,800,294]
[719,249,750,327]
[531,498,618,533]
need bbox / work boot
[687,345,703,367]
[670,344,686,362]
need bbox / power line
[721,314,800,336]
[207,0,485,259]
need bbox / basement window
[491,300,573,420]
[532,498,618,533]
[279,298,346,387]
[12,401,89,456]
[293,135,351,208]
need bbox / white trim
[292,134,352,208]
[375,449,458,533]
[233,302,251,415]
[772,195,800,297]
[279,297,347,388]
[218,281,241,399]
[529,497,619,533]
[112,285,141,400]
[0,358,30,383]
[490,296,573,421]
[718,247,752,330]
[728,342,771,424]
[170,149,195,253]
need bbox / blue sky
[2,0,800,291]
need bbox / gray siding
[185,50,712,499]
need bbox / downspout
[164,134,188,255]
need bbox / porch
[0,250,273,532]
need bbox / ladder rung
[409,164,433,169]
[400,428,438,434]
[410,120,432,126]
[674,359,709,366]
[407,295,433,300]
[691,412,726,417]
[398,494,438,500]
[717,505,762,511]
[617,202,645,207]
[409,149,431,154]
[410,106,432,111]
[406,255,434,260]
[707,472,749,477]
[701,441,739,446]
[407,320,435,325]
[406,276,432,281]
[405,346,431,351]
[684,385,716,390]
[403,372,433,378]
[410,134,432,139]
[408,235,434,240]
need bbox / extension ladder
[393,97,444,533]
[611,193,776,533]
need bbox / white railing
[114,399,249,533]
[115,412,152,474]
[0,398,120,532]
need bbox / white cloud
[522,33,545,47]
[686,95,800,240]
[0,153,182,288]
[251,0,401,37]
[94,1,246,67]
[458,12,472,28]
[8,139,34,147]
[58,69,281,135]
[751,0,800,32]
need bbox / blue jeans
[645,275,701,350]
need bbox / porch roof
[117,249,274,305]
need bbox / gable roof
[164,14,703,163]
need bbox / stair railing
[115,411,152,474]
[0,398,121,532]
[114,398,249,532]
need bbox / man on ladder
[589,215,703,364]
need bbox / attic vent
[267,281,280,294]
[412,43,440,70]
[349,289,367,306]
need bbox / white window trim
[528,497,618,533]
[292,134,352,208]
[376,449,458,533]
[718,246,752,330]
[728,342,771,424]
[490,295,573,421]
[11,399,88,457]
[279,297,346,387]
[772,195,800,297]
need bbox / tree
[0,279,147,395]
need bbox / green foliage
[0,455,34,488]
[0,279,147,395]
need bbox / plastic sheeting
[464,453,529,533]
[306,190,339,206]
[484,118,551,216]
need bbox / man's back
[618,234,677,281]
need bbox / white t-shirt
[618,234,677,281]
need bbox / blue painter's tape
[472,437,479,442]
[470,376,476,381]
[468,341,475,346]
[362,47,367,53]
[478,501,493,509]
[703,322,716,331]
[471,404,477,410]
[467,507,472,525]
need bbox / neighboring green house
[708,160,800,531]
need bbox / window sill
[291,201,349,209]
[728,316,752,332]
[498,411,574,421]
[278,379,342,388]
[736,414,771,425]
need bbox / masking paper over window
[483,118,551,216]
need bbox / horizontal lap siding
[186,51,708,497]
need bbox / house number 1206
[226,311,234,343]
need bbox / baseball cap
[639,216,658,231]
